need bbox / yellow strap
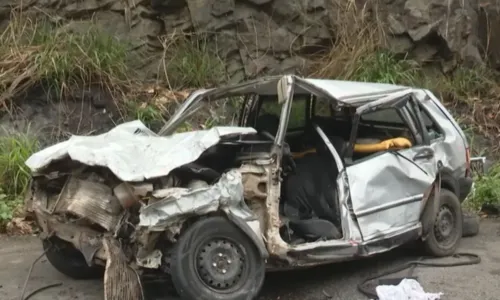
[354,137,412,153]
[292,148,317,159]
[290,137,412,157]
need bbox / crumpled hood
[25,120,257,182]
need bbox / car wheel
[462,212,480,237]
[423,189,463,257]
[170,216,266,300]
[42,236,104,280]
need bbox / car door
[345,90,439,241]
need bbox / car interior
[176,90,419,246]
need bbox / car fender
[225,210,269,259]
[439,167,459,196]
[420,174,441,241]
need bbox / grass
[0,133,39,230]
[0,13,132,112]
[159,34,227,90]
[464,163,500,212]
[0,12,225,128]
[349,51,420,85]
[127,101,166,129]
[0,134,39,197]
[310,0,383,81]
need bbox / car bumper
[458,176,474,202]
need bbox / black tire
[423,189,463,257]
[170,216,266,300]
[42,236,104,280]
[462,212,480,237]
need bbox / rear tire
[423,189,463,257]
[170,216,266,300]
[42,236,104,280]
[462,212,480,237]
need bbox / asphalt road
[1,218,499,300]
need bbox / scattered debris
[103,237,144,300]
[6,217,33,236]
[375,278,443,300]
[358,253,481,299]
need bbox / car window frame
[415,100,446,143]
[255,94,310,132]
[345,90,424,162]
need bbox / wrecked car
[24,75,473,300]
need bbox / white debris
[376,278,443,300]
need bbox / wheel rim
[433,205,457,247]
[195,238,247,293]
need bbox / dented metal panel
[346,151,436,241]
[58,177,124,231]
[25,120,257,182]
[138,170,245,230]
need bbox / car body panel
[24,75,471,277]
[345,90,439,240]
[25,120,257,182]
[415,90,471,199]
[346,151,436,240]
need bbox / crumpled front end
[26,163,266,298]
[24,120,269,299]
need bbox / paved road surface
[1,218,499,300]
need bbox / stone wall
[1,0,500,143]
[1,0,499,83]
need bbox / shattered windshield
[161,94,245,135]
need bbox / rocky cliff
[1,0,499,82]
[1,0,500,152]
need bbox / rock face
[2,0,499,83]
[478,2,500,70]
[380,0,483,68]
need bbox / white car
[25,75,474,300]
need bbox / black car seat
[328,135,349,160]
[255,113,280,137]
[281,142,343,241]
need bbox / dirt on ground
[1,218,499,300]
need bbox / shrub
[465,163,500,212]
[0,188,22,229]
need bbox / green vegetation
[465,164,500,212]
[0,13,225,119]
[0,14,132,111]
[438,66,497,100]
[0,134,39,229]
[160,35,227,90]
[349,52,420,85]
[0,188,22,229]
[127,101,166,129]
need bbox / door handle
[413,148,434,161]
